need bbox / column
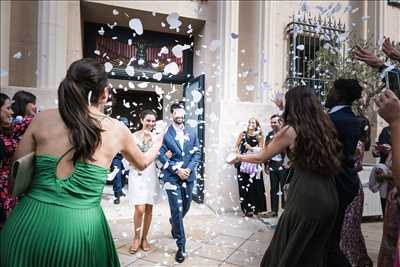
[1,1,11,87]
[37,1,68,89]
[257,1,273,104]
[217,1,239,101]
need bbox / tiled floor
[102,186,383,267]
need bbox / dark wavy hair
[282,86,342,176]
[139,109,157,129]
[0,93,12,135]
[58,58,108,163]
[11,90,36,117]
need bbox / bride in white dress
[127,110,167,254]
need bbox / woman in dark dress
[234,118,267,217]
[228,86,343,266]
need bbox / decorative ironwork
[285,12,345,98]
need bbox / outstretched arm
[121,125,163,171]
[235,126,295,164]
[376,89,400,188]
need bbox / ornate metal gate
[285,13,346,98]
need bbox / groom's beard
[173,117,184,125]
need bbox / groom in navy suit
[158,102,201,263]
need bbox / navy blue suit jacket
[158,125,201,183]
[329,106,363,211]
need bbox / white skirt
[128,162,162,206]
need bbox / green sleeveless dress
[0,155,120,267]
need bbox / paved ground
[102,185,383,267]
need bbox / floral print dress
[0,116,33,221]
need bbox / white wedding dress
[127,132,161,206]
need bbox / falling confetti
[361,15,370,21]
[172,44,191,58]
[152,72,163,81]
[104,62,113,73]
[13,52,22,59]
[137,82,149,88]
[163,62,179,75]
[158,46,169,56]
[98,27,105,36]
[166,12,182,30]
[351,7,360,14]
[296,44,305,51]
[129,18,143,35]
[128,81,135,89]
[138,59,145,65]
[125,65,135,76]
[246,84,255,91]
[191,90,203,103]
[112,9,119,16]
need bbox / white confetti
[125,65,135,76]
[152,72,163,81]
[129,18,143,35]
[191,90,202,103]
[13,52,22,59]
[166,12,182,30]
[128,39,132,46]
[98,27,105,36]
[94,50,100,55]
[104,62,113,73]
[246,84,255,91]
[361,16,370,21]
[155,85,164,95]
[138,59,145,65]
[161,22,166,28]
[128,81,135,89]
[158,46,169,56]
[137,82,149,88]
[163,62,179,75]
[172,44,191,58]
[107,22,117,29]
[123,100,130,108]
[112,9,119,16]
[351,7,360,14]
[296,44,305,51]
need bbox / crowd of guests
[228,37,400,267]
[0,90,37,228]
[0,38,399,267]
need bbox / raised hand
[353,46,385,69]
[375,89,400,125]
[382,37,400,62]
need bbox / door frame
[183,74,205,204]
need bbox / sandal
[129,239,140,254]
[141,238,151,252]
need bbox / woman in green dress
[0,58,164,267]
[228,86,343,266]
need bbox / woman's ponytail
[57,58,108,163]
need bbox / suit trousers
[269,169,288,213]
[165,180,194,249]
